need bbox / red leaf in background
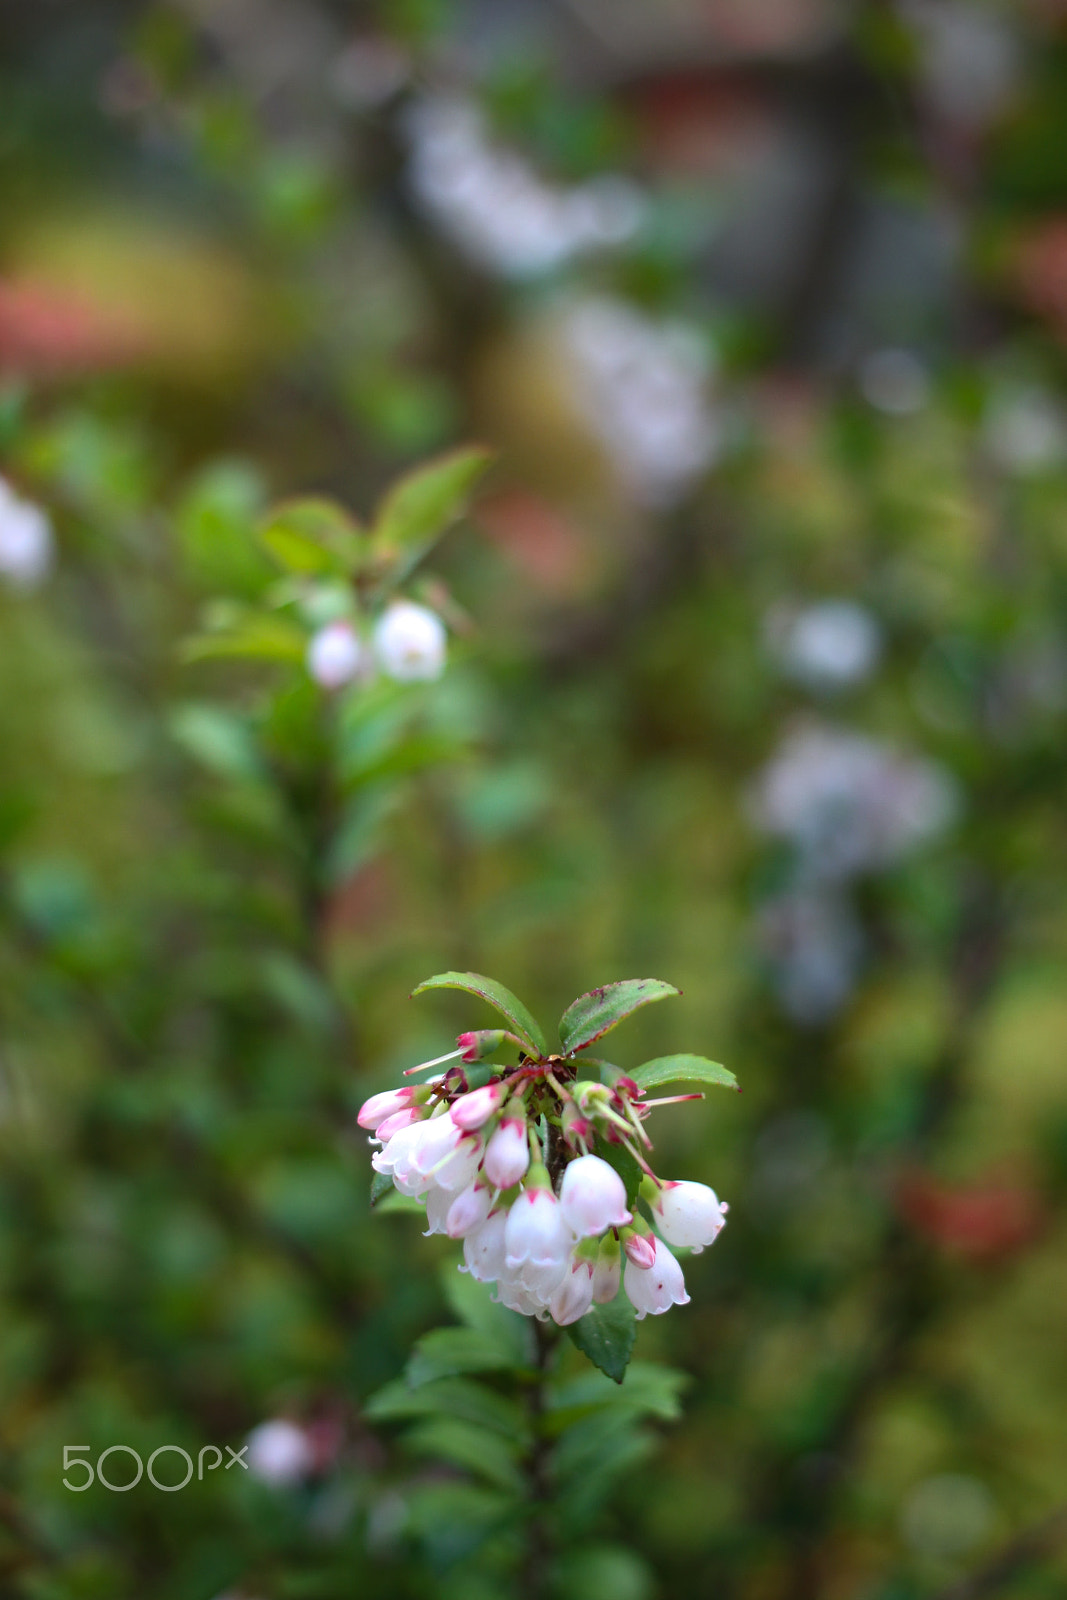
[896,1169,1044,1262]
[1015,217,1067,340]
[0,278,142,375]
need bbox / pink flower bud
[457,1029,507,1062]
[623,1230,656,1270]
[482,1116,530,1189]
[357,1087,415,1130]
[375,1107,421,1140]
[450,1081,505,1130]
[559,1154,632,1237]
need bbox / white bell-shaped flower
[423,1184,452,1235]
[371,1119,431,1196]
[373,600,447,682]
[446,1180,493,1238]
[410,1113,464,1177]
[592,1235,621,1304]
[548,1247,596,1325]
[462,1209,508,1281]
[482,1116,530,1188]
[623,1237,690,1320]
[307,620,368,689]
[494,1273,551,1318]
[651,1179,728,1254]
[559,1153,631,1236]
[432,1130,484,1192]
[504,1186,574,1295]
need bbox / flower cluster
[360,997,729,1327]
[307,599,447,690]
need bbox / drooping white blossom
[559,1154,631,1237]
[363,989,732,1330]
[624,1238,691,1320]
[650,1180,728,1254]
[306,619,368,689]
[373,601,446,683]
[482,1116,530,1189]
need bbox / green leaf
[559,980,680,1055]
[406,1327,526,1387]
[565,1294,636,1384]
[597,1140,644,1208]
[442,1266,536,1366]
[369,1170,394,1207]
[169,704,265,782]
[411,971,547,1058]
[547,1362,688,1429]
[373,445,491,553]
[403,1482,514,1568]
[374,1190,427,1216]
[364,1376,527,1441]
[402,1418,525,1492]
[181,615,306,664]
[258,497,361,574]
[629,1054,738,1094]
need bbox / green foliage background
[2,2,1067,1597]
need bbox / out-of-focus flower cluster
[560,297,720,506]
[750,717,957,1022]
[360,1019,728,1327]
[406,98,644,279]
[306,599,447,690]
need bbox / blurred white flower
[245,1419,313,1487]
[0,477,53,589]
[750,721,956,880]
[766,600,882,692]
[901,1473,995,1557]
[373,601,446,682]
[406,98,644,278]
[757,888,863,1023]
[306,620,369,689]
[860,348,930,416]
[902,1,1019,129]
[561,297,720,506]
[985,386,1067,475]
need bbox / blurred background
[3,1,1067,1597]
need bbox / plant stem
[521,1318,559,1600]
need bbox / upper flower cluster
[360,974,735,1327]
[307,599,447,690]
